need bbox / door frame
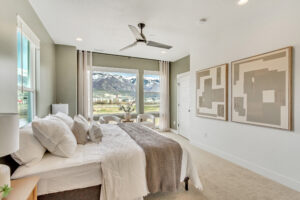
[177,71,190,137]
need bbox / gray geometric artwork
[196,64,228,120]
[231,47,292,130]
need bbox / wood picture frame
[231,47,292,130]
[196,64,228,121]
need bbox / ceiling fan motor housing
[138,23,145,30]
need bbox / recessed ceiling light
[237,0,248,6]
[199,18,207,23]
[161,50,167,54]
[76,37,83,41]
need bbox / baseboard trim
[190,141,300,192]
[170,129,178,134]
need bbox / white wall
[189,2,300,192]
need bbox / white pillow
[52,112,73,128]
[71,115,89,144]
[78,114,89,124]
[11,128,46,166]
[32,118,77,157]
[89,122,103,144]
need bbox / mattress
[12,143,103,195]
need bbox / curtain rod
[86,51,165,62]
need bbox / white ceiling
[29,0,286,61]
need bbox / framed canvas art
[196,64,228,120]
[231,47,292,130]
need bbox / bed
[10,123,203,200]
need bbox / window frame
[91,66,139,117]
[17,15,40,127]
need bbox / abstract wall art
[231,47,292,130]
[196,64,228,120]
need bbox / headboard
[0,155,19,175]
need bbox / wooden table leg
[33,185,37,200]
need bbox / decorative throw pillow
[89,122,103,143]
[11,127,46,166]
[32,118,77,157]
[52,112,73,128]
[71,115,89,144]
[78,114,89,124]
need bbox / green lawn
[144,104,159,113]
[93,104,126,114]
[93,103,159,115]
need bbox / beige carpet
[145,132,300,200]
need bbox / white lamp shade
[0,113,19,157]
[52,104,69,115]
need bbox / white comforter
[12,124,203,200]
[100,124,149,200]
[100,124,203,200]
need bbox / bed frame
[38,185,101,200]
[0,155,190,200]
[37,179,189,200]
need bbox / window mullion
[22,87,35,92]
[21,23,24,93]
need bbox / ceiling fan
[120,23,172,51]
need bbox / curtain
[77,50,92,120]
[159,61,170,131]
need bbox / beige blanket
[118,123,182,193]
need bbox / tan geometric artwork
[231,47,292,130]
[196,64,228,120]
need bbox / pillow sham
[11,127,46,166]
[32,118,77,157]
[52,112,73,128]
[71,115,89,144]
[89,122,103,143]
[78,114,89,124]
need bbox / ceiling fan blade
[120,41,138,51]
[128,25,144,40]
[146,41,172,49]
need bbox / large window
[92,67,137,115]
[144,71,160,113]
[17,16,39,127]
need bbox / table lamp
[0,113,19,189]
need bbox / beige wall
[93,53,159,114]
[169,55,190,129]
[189,1,300,191]
[55,45,77,117]
[0,0,56,116]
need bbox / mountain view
[92,72,160,114]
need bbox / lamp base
[0,164,10,199]
[0,164,10,187]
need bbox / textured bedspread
[12,124,203,200]
[118,123,182,193]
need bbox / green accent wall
[55,45,77,117]
[169,55,190,130]
[0,0,56,116]
[93,53,159,114]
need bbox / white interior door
[177,73,190,139]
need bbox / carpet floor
[145,132,300,200]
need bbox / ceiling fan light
[237,0,248,6]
